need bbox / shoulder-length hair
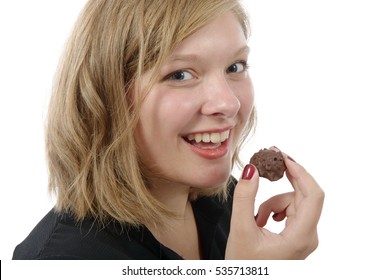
[46,0,255,227]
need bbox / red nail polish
[287,155,296,163]
[271,146,281,152]
[242,164,256,180]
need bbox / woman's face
[136,11,254,188]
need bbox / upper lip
[181,126,234,144]
[181,127,232,137]
[181,125,235,137]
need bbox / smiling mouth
[183,130,230,149]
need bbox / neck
[148,178,191,219]
[145,178,202,259]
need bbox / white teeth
[210,133,220,143]
[186,130,230,144]
[221,130,229,141]
[195,134,202,143]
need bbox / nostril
[201,94,240,118]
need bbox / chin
[189,168,231,189]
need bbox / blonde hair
[47,0,255,227]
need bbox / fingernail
[287,155,296,163]
[242,164,256,180]
[271,146,281,152]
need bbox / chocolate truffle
[249,148,286,181]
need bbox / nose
[201,75,240,118]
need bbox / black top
[12,179,236,260]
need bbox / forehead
[167,11,248,61]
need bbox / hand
[225,150,325,259]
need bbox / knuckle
[314,188,325,202]
[290,234,319,259]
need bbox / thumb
[231,164,259,227]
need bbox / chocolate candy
[249,148,286,181]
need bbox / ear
[125,80,139,111]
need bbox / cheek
[156,94,200,134]
[136,90,199,153]
[237,79,255,119]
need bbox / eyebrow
[167,45,250,63]
[234,45,250,57]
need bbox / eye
[227,61,248,74]
[166,70,193,81]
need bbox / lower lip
[184,138,230,160]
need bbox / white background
[1,0,389,278]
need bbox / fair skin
[226,148,324,259]
[136,11,253,259]
[136,11,324,259]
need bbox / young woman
[13,0,324,260]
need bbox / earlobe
[125,87,134,108]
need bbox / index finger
[282,153,324,198]
[282,153,325,239]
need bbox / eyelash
[163,60,249,82]
[227,60,249,73]
[164,70,193,81]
